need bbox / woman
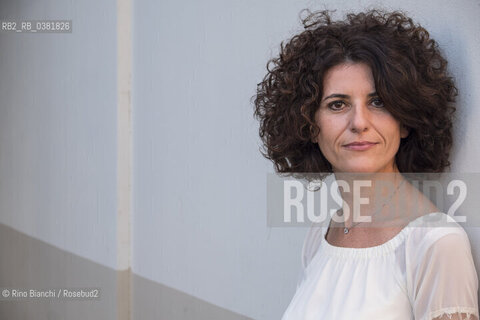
[254,10,479,320]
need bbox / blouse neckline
[321,212,443,258]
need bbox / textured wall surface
[0,0,118,269]
[0,0,479,319]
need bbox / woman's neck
[332,172,406,228]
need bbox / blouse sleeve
[300,222,324,270]
[295,223,324,289]
[406,228,479,320]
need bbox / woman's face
[313,62,408,173]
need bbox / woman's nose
[349,103,370,133]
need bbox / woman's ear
[399,124,409,138]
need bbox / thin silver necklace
[342,179,405,234]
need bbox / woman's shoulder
[404,212,472,264]
[405,212,468,242]
[403,213,479,320]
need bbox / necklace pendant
[344,227,349,234]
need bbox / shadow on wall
[0,223,252,320]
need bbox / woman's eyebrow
[322,92,378,102]
[322,93,349,101]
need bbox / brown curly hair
[253,9,457,177]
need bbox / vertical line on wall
[117,0,132,318]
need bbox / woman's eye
[371,98,384,108]
[327,101,346,110]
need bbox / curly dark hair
[253,9,457,176]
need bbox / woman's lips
[342,142,378,151]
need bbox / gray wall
[0,0,119,319]
[0,0,479,319]
[132,1,309,319]
[0,0,117,271]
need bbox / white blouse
[282,212,479,320]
